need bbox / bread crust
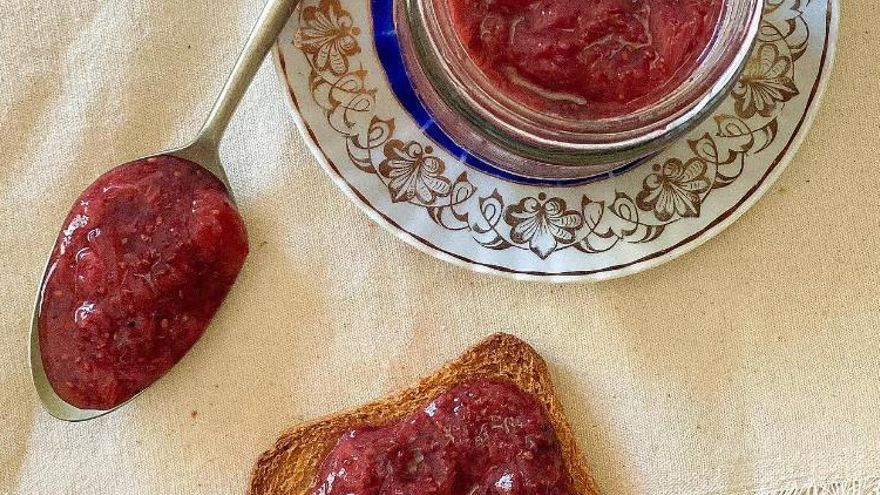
[249,333,600,495]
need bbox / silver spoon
[30,0,299,422]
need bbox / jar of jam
[396,0,764,182]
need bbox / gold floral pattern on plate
[276,0,836,280]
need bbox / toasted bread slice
[249,333,600,495]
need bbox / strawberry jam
[448,0,722,118]
[38,156,248,410]
[310,379,574,495]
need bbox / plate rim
[272,0,839,283]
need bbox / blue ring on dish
[370,0,643,187]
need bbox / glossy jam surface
[38,156,248,410]
[310,379,573,495]
[448,0,722,118]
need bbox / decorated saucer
[274,0,838,282]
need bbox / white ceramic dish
[274,0,838,282]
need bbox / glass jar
[396,0,764,183]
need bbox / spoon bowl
[30,141,228,422]
[29,0,298,422]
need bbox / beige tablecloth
[2,1,878,494]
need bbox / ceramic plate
[274,0,838,282]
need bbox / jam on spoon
[38,156,248,410]
[310,379,575,495]
[30,0,296,418]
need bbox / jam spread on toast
[310,378,574,494]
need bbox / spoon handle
[197,0,299,148]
